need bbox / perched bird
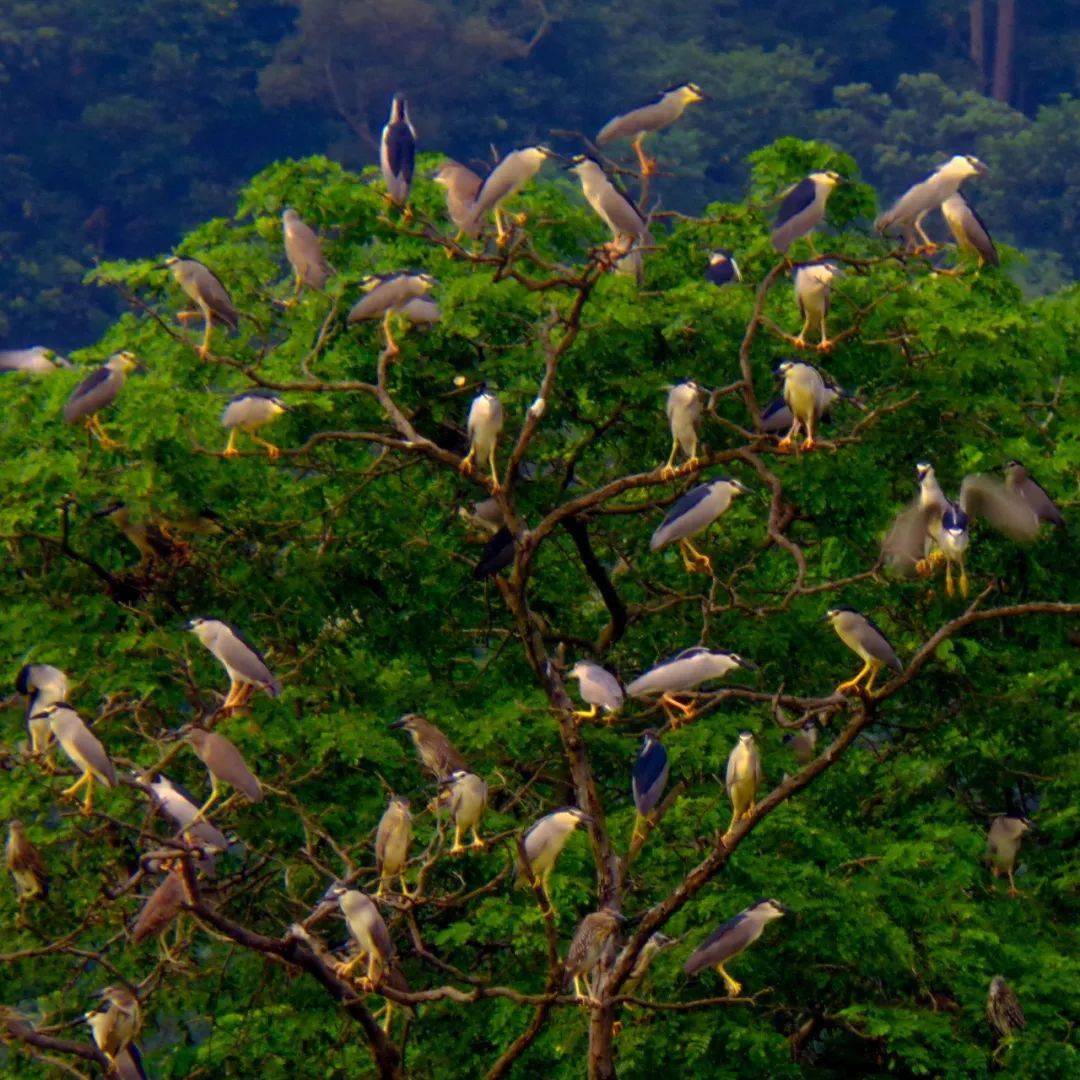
[35,704,115,814]
[705,249,741,287]
[176,724,262,819]
[826,608,903,695]
[875,155,989,252]
[186,617,281,709]
[375,796,413,897]
[518,807,589,907]
[439,769,488,853]
[0,347,71,373]
[390,713,467,781]
[632,730,669,840]
[627,647,755,725]
[466,146,554,244]
[783,719,818,765]
[882,462,1041,597]
[684,898,788,996]
[282,208,333,300]
[725,731,762,831]
[63,351,140,450]
[473,526,515,580]
[164,256,239,357]
[566,660,624,721]
[399,297,441,326]
[759,371,855,436]
[596,83,707,175]
[95,502,184,567]
[564,909,624,1003]
[792,261,840,349]
[432,160,484,239]
[771,172,842,253]
[220,389,288,459]
[14,663,69,758]
[986,815,1032,897]
[620,931,676,998]
[5,820,48,904]
[986,976,1025,1041]
[131,867,186,947]
[1003,461,1064,527]
[380,93,416,208]
[85,985,141,1070]
[774,359,852,452]
[568,155,651,249]
[649,477,749,574]
[458,496,504,537]
[146,775,229,851]
[662,379,708,477]
[347,271,436,354]
[462,386,504,490]
[940,193,999,267]
[325,884,394,986]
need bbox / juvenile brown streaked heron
[5,820,48,904]
[649,477,749,574]
[705,249,741,287]
[375,795,413,897]
[683,898,788,996]
[15,663,68,759]
[725,731,762,831]
[36,703,116,814]
[466,146,555,244]
[95,502,183,567]
[1003,460,1064,526]
[220,389,288,459]
[627,647,756,725]
[432,160,484,240]
[282,209,333,301]
[176,724,262,820]
[986,976,1025,1042]
[774,359,855,452]
[986,815,1031,897]
[462,386,504,490]
[771,172,842,254]
[567,660,624,721]
[164,256,239,358]
[325,883,394,988]
[632,729,668,842]
[792,261,840,349]
[940,193,999,267]
[564,908,624,1004]
[131,867,186,950]
[186,617,281,710]
[85,985,141,1069]
[518,807,589,909]
[661,379,708,478]
[825,607,903,694]
[0,346,72,373]
[62,352,140,450]
[438,769,488,853]
[390,713,467,781]
[596,83,707,175]
[347,271,436,355]
[381,93,416,208]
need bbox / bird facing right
[684,898,788,996]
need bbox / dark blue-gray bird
[987,815,1032,897]
[596,83,707,175]
[1004,461,1064,527]
[473,526,515,580]
[683,898,788,995]
[792,261,840,349]
[518,807,589,908]
[725,731,762,831]
[380,93,416,208]
[826,608,903,695]
[632,730,668,840]
[649,477,749,574]
[0,347,71,374]
[567,660,624,721]
[771,172,842,253]
[347,271,436,354]
[186,618,281,709]
[63,352,140,449]
[164,257,239,357]
[627,647,755,725]
[705,249,741,287]
[774,360,855,452]
[986,976,1025,1043]
[940,193,998,267]
[15,663,68,758]
[564,909,624,1004]
[282,209,333,300]
[467,147,554,244]
[220,389,288,459]
[662,379,708,477]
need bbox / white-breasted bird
[662,379,708,477]
[774,360,854,452]
[380,93,416,208]
[15,663,68,758]
[725,731,762,831]
[986,814,1032,897]
[220,389,288,459]
[596,83,707,175]
[826,607,903,695]
[771,172,842,253]
[518,807,589,909]
[36,703,116,815]
[940,193,999,267]
[347,271,437,355]
[627,647,755,725]
[0,347,71,373]
[792,261,840,349]
[375,795,413,897]
[649,477,749,574]
[466,146,554,244]
[567,660,624,721]
[164,256,239,358]
[85,985,142,1071]
[569,155,651,248]
[438,770,488,853]
[462,386,504,490]
[186,617,281,710]
[63,351,140,450]
[433,160,484,239]
[325,884,394,987]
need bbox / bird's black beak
[738,659,759,672]
[389,718,406,730]
[92,503,122,518]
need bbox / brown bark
[970,1,986,88]
[991,0,1016,103]
[588,1004,617,1080]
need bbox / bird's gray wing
[596,103,654,144]
[684,913,748,974]
[204,733,262,801]
[197,269,239,329]
[75,726,117,786]
[960,200,999,265]
[63,367,115,421]
[959,474,1040,542]
[218,624,280,693]
[370,909,394,960]
[471,160,523,218]
[1017,477,1064,526]
[724,749,738,792]
[285,223,332,287]
[882,500,932,575]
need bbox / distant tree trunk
[969,0,986,89]
[991,0,1016,103]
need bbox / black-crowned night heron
[627,647,755,726]
[725,731,762,831]
[282,209,333,301]
[986,976,1025,1041]
[399,297,440,326]
[164,256,239,358]
[390,713,467,781]
[783,719,818,764]
[220,389,288,459]
[705,249,741,287]
[439,769,487,853]
[875,155,989,253]
[987,815,1031,897]
[632,729,668,841]
[375,795,412,897]
[518,807,589,907]
[112,1045,146,1080]
[1003,461,1064,526]
[5,820,48,904]
[186,617,281,710]
[774,359,853,452]
[380,93,416,208]
[459,496,504,537]
[474,526,515,580]
[649,476,749,574]
[683,898,788,995]
[0,347,71,373]
[792,261,840,349]
[771,172,842,254]
[347,271,436,355]
[85,986,141,1071]
[596,83,707,175]
[882,462,1041,597]
[176,724,262,819]
[564,908,624,1004]
[462,386,504,489]
[620,931,676,998]
[662,379,708,478]
[34,703,115,814]
[940,193,999,267]
[825,607,903,695]
[63,351,140,450]
[325,883,394,987]
[466,147,554,244]
[147,775,229,851]
[567,660,624,721]
[15,663,68,759]
[568,155,651,249]
[432,160,484,240]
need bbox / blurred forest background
[1,0,1079,350]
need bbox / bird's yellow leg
[470,828,485,849]
[837,660,872,694]
[398,873,412,898]
[632,134,655,176]
[573,975,585,1002]
[541,871,556,916]
[82,779,95,816]
[198,318,213,359]
[660,693,696,729]
[488,450,501,492]
[681,538,712,574]
[460,448,476,475]
[382,311,400,355]
[88,416,122,450]
[222,428,239,458]
[336,951,364,978]
[915,550,945,576]
[572,703,598,721]
[794,315,811,347]
[945,561,955,597]
[819,318,832,351]
[222,680,241,708]
[494,208,508,246]
[715,962,742,997]
[864,663,882,693]
[61,771,92,799]
[450,825,465,855]
[803,420,817,451]
[777,419,799,453]
[660,439,679,479]
[249,432,281,460]
[959,563,970,598]
[192,781,221,824]
[1007,869,1021,898]
[382,1002,395,1033]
